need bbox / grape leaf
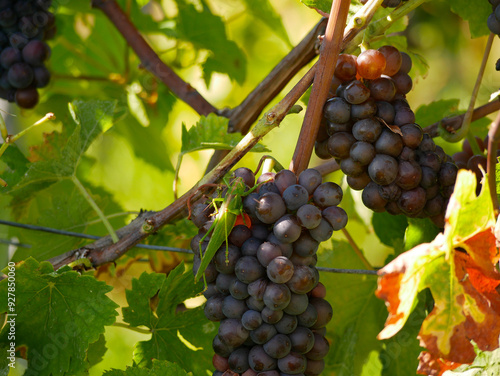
[0,145,29,188]
[174,0,247,86]
[376,170,500,375]
[445,0,490,38]
[180,113,269,155]
[241,0,291,46]
[103,359,192,376]
[372,212,408,253]
[8,100,116,198]
[415,99,460,129]
[320,240,386,375]
[299,0,332,14]
[122,263,215,375]
[444,345,500,375]
[404,218,440,251]
[0,258,118,376]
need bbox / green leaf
[319,240,386,375]
[122,264,215,375]
[0,258,118,376]
[299,0,332,14]
[180,113,269,155]
[127,84,150,127]
[380,290,429,376]
[87,334,107,369]
[445,0,491,38]
[444,345,500,375]
[0,145,29,188]
[103,359,192,376]
[241,0,291,46]
[414,99,460,129]
[174,0,247,85]
[0,344,8,376]
[404,218,440,251]
[372,212,408,253]
[9,100,116,198]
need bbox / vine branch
[290,0,351,174]
[487,111,500,215]
[91,0,217,116]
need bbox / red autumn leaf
[376,171,500,375]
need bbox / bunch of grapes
[315,45,458,227]
[0,0,55,109]
[190,167,348,375]
[360,0,409,8]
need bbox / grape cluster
[315,46,458,227]
[0,0,55,109]
[191,167,348,376]
[360,0,409,8]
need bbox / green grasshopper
[189,176,259,285]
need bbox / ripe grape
[273,214,302,244]
[335,53,357,81]
[323,97,351,124]
[368,154,399,185]
[242,310,262,330]
[277,352,307,374]
[312,182,342,207]
[256,192,287,224]
[228,347,250,373]
[344,80,371,104]
[282,184,309,211]
[298,168,322,195]
[289,327,315,354]
[263,334,292,359]
[267,256,294,284]
[357,49,386,79]
[378,45,402,76]
[248,345,277,372]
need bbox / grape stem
[438,33,494,149]
[91,0,217,116]
[341,228,373,270]
[113,322,150,335]
[487,111,500,215]
[290,0,351,174]
[423,99,500,137]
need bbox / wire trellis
[0,219,379,276]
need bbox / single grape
[289,327,315,354]
[297,304,318,328]
[235,256,266,283]
[275,314,298,334]
[298,168,322,195]
[305,359,325,376]
[420,166,438,189]
[8,62,33,88]
[350,141,376,166]
[0,47,22,69]
[376,101,396,124]
[286,265,319,294]
[283,293,309,315]
[213,335,233,357]
[216,274,236,295]
[14,87,39,109]
[242,237,262,257]
[267,233,293,258]
[22,40,50,66]
[310,282,327,299]
[346,173,371,190]
[368,154,398,185]
[282,184,309,211]
[263,334,292,359]
[399,52,412,74]
[400,124,423,148]
[213,353,229,372]
[375,129,403,157]
[418,151,442,172]
[312,182,343,207]
[248,345,277,372]
[378,183,401,202]
[327,131,356,159]
[309,298,333,329]
[205,294,225,321]
[323,97,351,124]
[222,295,248,319]
[256,192,287,224]
[308,219,333,242]
[397,187,427,216]
[274,169,297,194]
[247,278,268,300]
[352,118,382,143]
[343,80,371,104]
[267,256,294,284]
[356,49,386,79]
[326,120,352,134]
[218,319,249,347]
[394,107,416,126]
[229,278,250,300]
[277,352,307,374]
[340,157,365,177]
[263,282,291,311]
[293,232,319,257]
[250,323,277,345]
[391,71,413,94]
[214,244,241,274]
[369,77,396,102]
[424,194,445,217]
[378,45,402,76]
[362,182,388,212]
[351,98,377,120]
[322,206,348,231]
[228,347,250,373]
[396,159,422,190]
[334,53,357,81]
[242,310,262,330]
[261,306,284,324]
[296,204,322,229]
[439,162,458,186]
[306,333,330,361]
[273,214,302,244]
